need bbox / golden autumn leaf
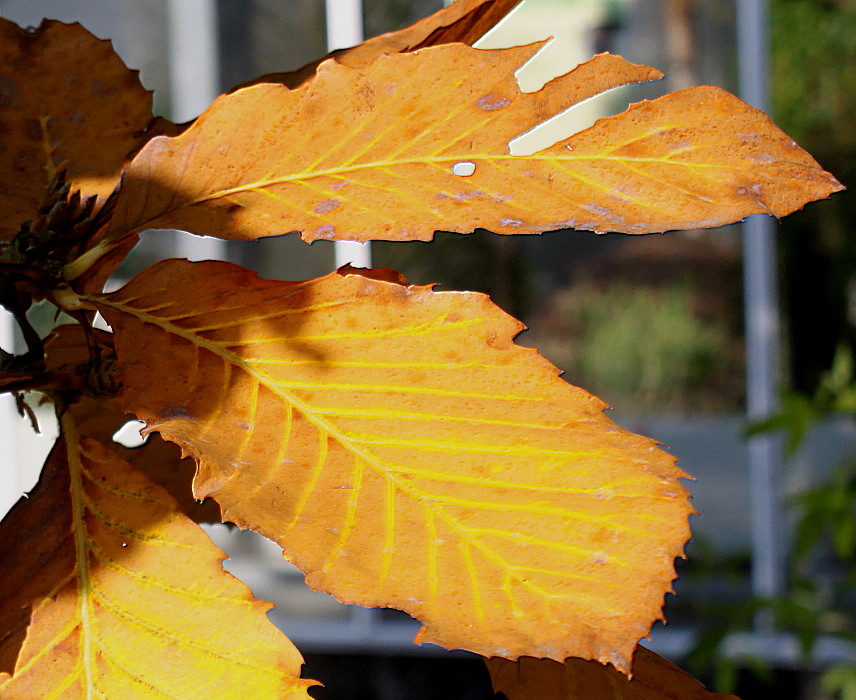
[89,43,841,260]
[486,646,740,700]
[238,0,523,90]
[88,260,694,671]
[0,19,161,242]
[0,411,313,698]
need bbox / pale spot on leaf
[452,161,476,177]
[313,198,341,215]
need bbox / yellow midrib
[188,152,727,207]
[62,413,95,699]
[106,148,739,243]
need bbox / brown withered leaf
[0,372,22,388]
[0,371,33,390]
[0,414,313,697]
[238,0,523,90]
[0,19,162,242]
[95,43,841,260]
[0,322,110,395]
[42,324,221,523]
[43,323,114,372]
[487,646,740,699]
[89,260,694,671]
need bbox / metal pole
[325,0,372,269]
[736,0,787,608]
[167,0,227,262]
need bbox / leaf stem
[51,285,97,313]
[62,239,117,282]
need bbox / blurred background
[1,0,854,697]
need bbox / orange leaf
[44,322,221,522]
[486,646,741,699]
[0,322,105,393]
[43,323,114,372]
[0,19,161,242]
[90,260,694,670]
[0,411,313,697]
[76,396,223,524]
[238,0,523,90]
[99,47,652,245]
[97,44,840,252]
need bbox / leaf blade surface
[102,44,841,248]
[92,260,695,670]
[42,324,222,522]
[0,409,311,698]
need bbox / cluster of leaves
[764,349,856,694]
[686,346,856,696]
[0,0,842,697]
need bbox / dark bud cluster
[1,171,115,301]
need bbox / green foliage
[794,463,856,562]
[772,0,856,391]
[692,345,856,694]
[822,665,856,700]
[537,282,725,411]
[747,345,856,454]
[772,0,856,155]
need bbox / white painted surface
[0,309,19,518]
[1,308,58,520]
[325,0,363,51]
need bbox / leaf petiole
[62,238,118,282]
[51,285,97,313]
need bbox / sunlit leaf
[89,260,694,670]
[97,47,653,247]
[486,646,741,699]
[238,0,523,90]
[0,412,312,697]
[95,43,840,254]
[0,19,162,242]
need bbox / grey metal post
[736,0,788,609]
[325,0,372,270]
[167,0,227,263]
